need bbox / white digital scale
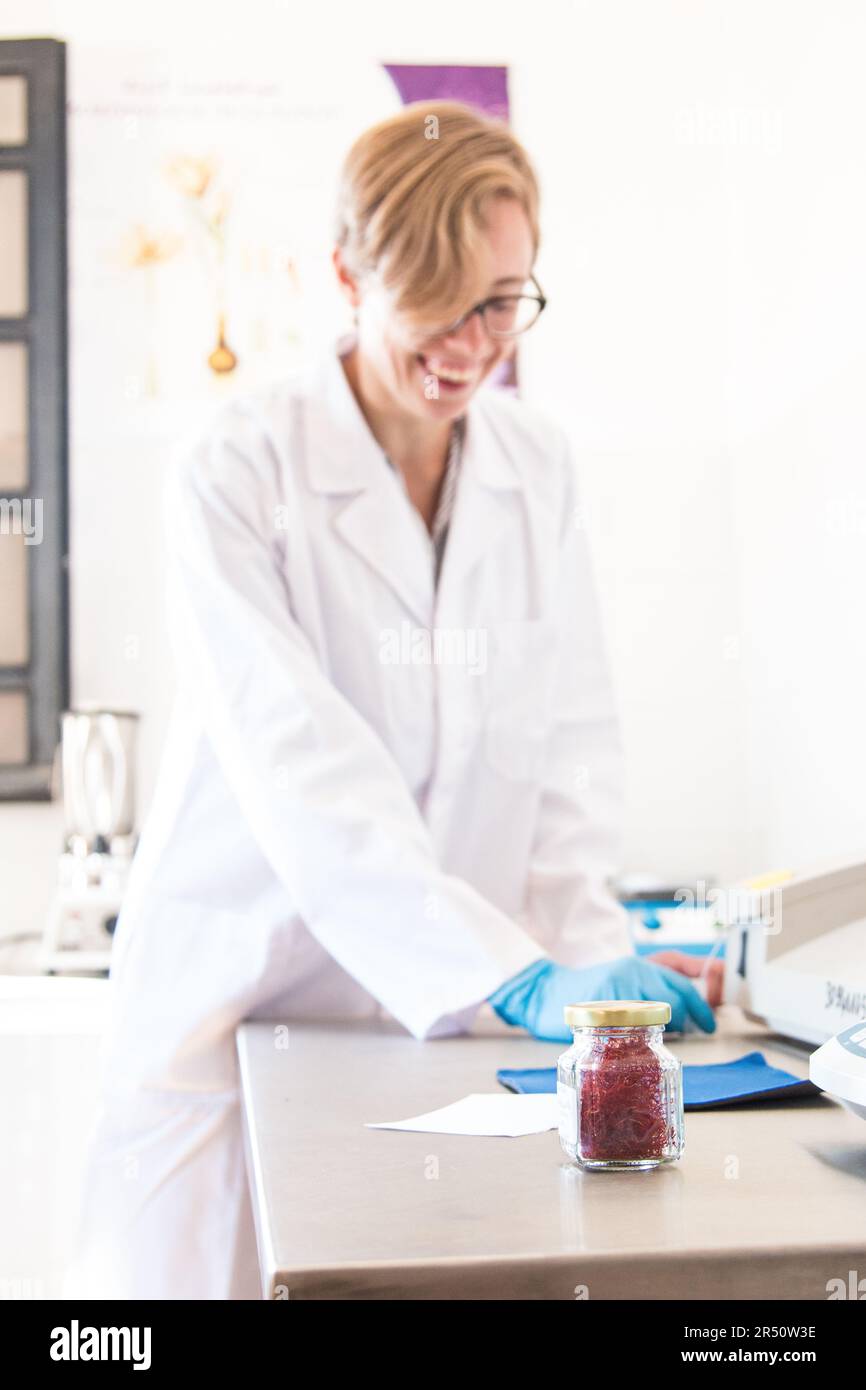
[718,857,866,1117]
[721,857,866,1047]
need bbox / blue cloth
[496,1051,820,1108]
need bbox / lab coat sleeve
[163,402,547,1041]
[521,432,634,965]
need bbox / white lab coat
[66,333,631,1300]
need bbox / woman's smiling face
[336,195,536,424]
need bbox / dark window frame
[0,38,68,799]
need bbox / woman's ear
[332,245,361,309]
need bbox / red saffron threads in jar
[578,1030,671,1161]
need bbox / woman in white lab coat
[67,101,718,1301]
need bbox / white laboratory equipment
[720,859,866,1047]
[809,1021,866,1120]
[41,708,139,975]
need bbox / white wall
[723,4,866,871]
[518,5,744,880]
[2,0,865,941]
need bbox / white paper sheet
[365,1092,559,1138]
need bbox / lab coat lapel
[304,339,434,628]
[434,395,522,614]
[335,485,434,628]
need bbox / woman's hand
[488,954,717,1042]
[646,949,724,1008]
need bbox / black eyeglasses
[437,274,547,340]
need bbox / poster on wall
[68,53,513,441]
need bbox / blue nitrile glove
[487,956,716,1042]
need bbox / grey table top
[236,1006,866,1300]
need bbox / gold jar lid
[563,1000,671,1027]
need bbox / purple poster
[383,64,510,122]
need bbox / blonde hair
[335,100,540,323]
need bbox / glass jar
[557,1001,684,1170]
